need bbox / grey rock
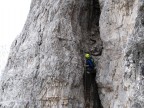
[98,0,144,108]
[1,0,144,108]
[0,0,101,108]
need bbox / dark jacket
[86,57,95,70]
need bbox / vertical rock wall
[1,0,144,108]
[98,0,144,107]
[0,0,103,107]
[0,0,95,107]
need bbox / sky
[0,0,31,73]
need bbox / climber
[85,53,96,74]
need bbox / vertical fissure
[83,0,103,108]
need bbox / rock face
[0,0,101,108]
[1,0,144,108]
[98,0,144,108]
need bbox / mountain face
[0,0,144,108]
[98,0,144,107]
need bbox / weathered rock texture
[0,0,101,108]
[98,0,144,108]
[1,0,144,108]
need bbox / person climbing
[85,53,96,74]
[84,53,103,108]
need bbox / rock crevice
[1,0,144,108]
[0,0,102,108]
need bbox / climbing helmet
[85,53,90,59]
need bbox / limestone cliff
[0,0,144,108]
[0,0,101,107]
[98,0,144,107]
